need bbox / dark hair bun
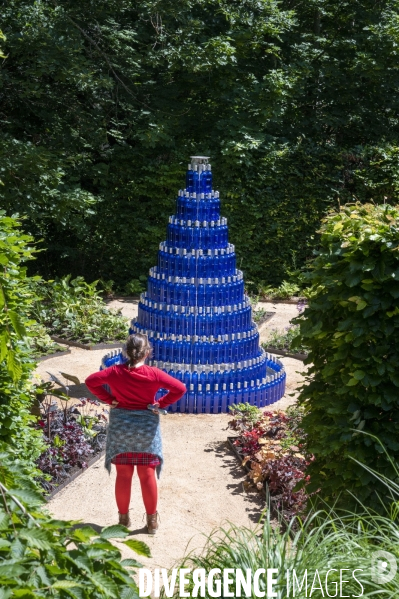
[124,334,152,366]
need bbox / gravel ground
[36,300,306,569]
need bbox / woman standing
[85,333,186,534]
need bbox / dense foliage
[228,404,308,519]
[0,212,43,462]
[2,1,399,286]
[31,276,127,344]
[295,203,399,510]
[0,445,149,598]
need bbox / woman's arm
[85,369,115,405]
[155,369,186,409]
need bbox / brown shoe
[118,512,131,528]
[146,512,159,535]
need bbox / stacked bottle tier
[175,194,221,222]
[132,325,259,364]
[157,247,236,278]
[147,272,244,306]
[100,349,286,412]
[166,217,228,250]
[136,298,253,336]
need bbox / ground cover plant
[262,301,308,354]
[228,404,309,519]
[258,281,302,300]
[295,203,399,512]
[31,276,128,344]
[0,445,150,598]
[30,323,69,358]
[262,325,307,354]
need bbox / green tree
[2,1,399,285]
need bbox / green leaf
[10,488,43,506]
[123,539,152,557]
[0,287,5,310]
[11,590,36,599]
[0,564,26,578]
[352,370,366,381]
[120,558,143,568]
[51,581,85,590]
[6,351,22,381]
[8,310,27,339]
[59,372,81,385]
[0,333,8,362]
[100,524,130,539]
[46,371,67,390]
[71,526,98,542]
[19,528,52,550]
[120,587,141,599]
[87,572,118,598]
[0,512,9,531]
[346,378,359,387]
[356,300,367,310]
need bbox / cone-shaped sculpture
[101,158,286,412]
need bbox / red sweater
[85,364,186,410]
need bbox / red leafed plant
[228,403,311,519]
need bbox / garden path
[36,300,306,569]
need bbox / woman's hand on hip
[110,399,119,408]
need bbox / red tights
[115,464,157,515]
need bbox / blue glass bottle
[188,384,195,413]
[215,367,222,388]
[186,163,194,192]
[183,369,191,395]
[201,164,212,193]
[228,382,235,410]
[199,367,207,389]
[205,383,212,413]
[243,380,249,404]
[193,336,201,364]
[197,383,204,413]
[235,381,243,406]
[221,383,228,413]
[213,383,220,413]
[191,368,198,390]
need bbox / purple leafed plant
[35,400,108,493]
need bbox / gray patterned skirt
[105,408,163,478]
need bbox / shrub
[295,203,399,510]
[0,445,149,597]
[124,278,146,296]
[0,212,43,463]
[31,276,128,344]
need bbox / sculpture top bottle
[201,164,212,193]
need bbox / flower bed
[228,404,311,519]
[36,398,108,493]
